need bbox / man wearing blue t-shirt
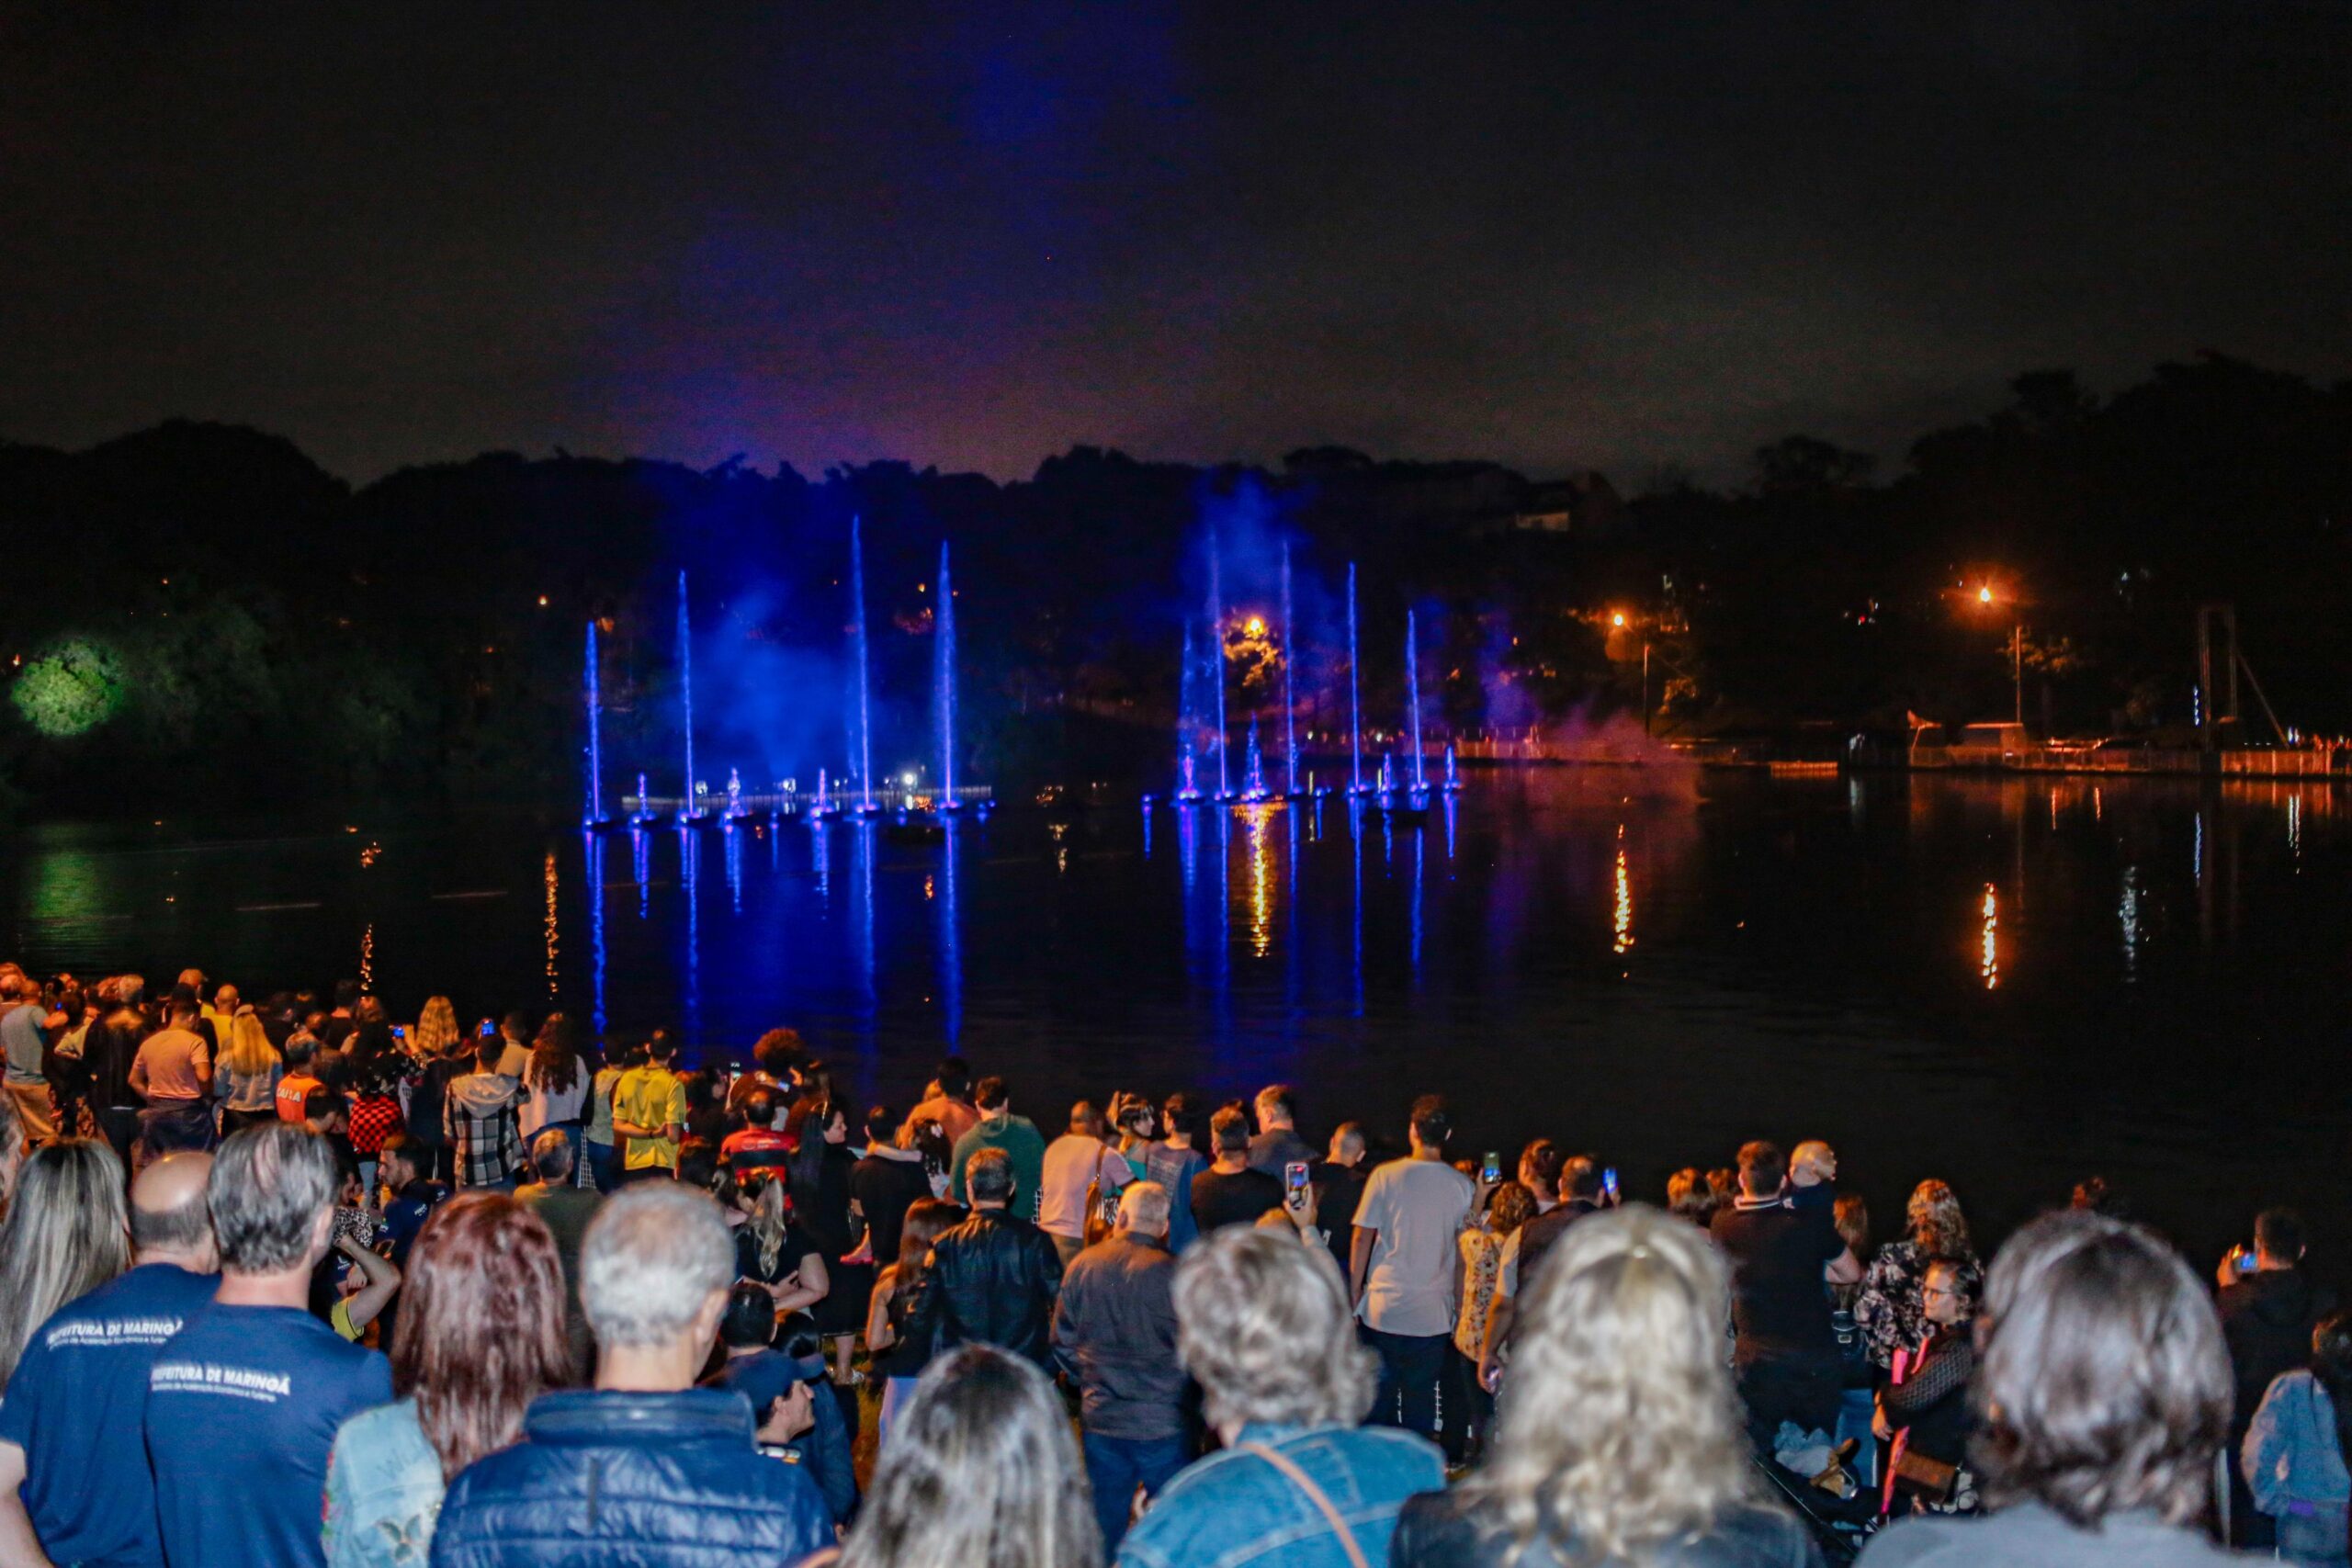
[0,1152,219,1568]
[146,1123,393,1568]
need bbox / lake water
[5,769,2346,1274]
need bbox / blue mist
[676,570,699,818]
[1281,541,1298,795]
[583,621,605,824]
[935,542,957,808]
[1207,532,1229,797]
[1176,621,1198,797]
[1406,608,1426,792]
[850,517,875,811]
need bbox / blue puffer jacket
[427,1388,834,1568]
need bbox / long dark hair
[390,1191,571,1478]
[526,1014,582,1096]
[892,1198,962,1302]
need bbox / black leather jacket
[901,1206,1064,1369]
[1391,1489,1826,1568]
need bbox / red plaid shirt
[348,1093,403,1156]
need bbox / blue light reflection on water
[12,775,2352,1269]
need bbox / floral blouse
[1855,1238,1976,1370]
[1455,1226,1510,1360]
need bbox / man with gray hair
[1052,1179,1185,1551]
[0,1152,217,1568]
[1116,1226,1446,1568]
[431,1180,832,1568]
[517,1125,603,1381]
[147,1126,391,1568]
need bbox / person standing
[1191,1106,1283,1236]
[0,1142,136,1397]
[215,1007,285,1136]
[491,1011,533,1079]
[612,1036,686,1181]
[428,1182,833,1568]
[1351,1095,1479,1444]
[1478,1156,1609,1389]
[277,1037,327,1123]
[147,1125,394,1568]
[130,988,214,1156]
[899,1055,982,1148]
[0,968,54,1145]
[516,1127,604,1381]
[1246,1085,1315,1178]
[2243,1310,2352,1566]
[442,1035,523,1190]
[948,1077,1048,1216]
[1116,1226,1444,1568]
[849,1103,933,1271]
[1041,1100,1133,1269]
[1052,1181,1186,1553]
[582,1044,625,1192]
[903,1146,1063,1371]
[718,1088,794,1174]
[517,1021,591,1183]
[1144,1093,1210,1255]
[322,1191,571,1568]
[1710,1139,1861,1448]
[2220,1207,2337,1550]
[0,1151,216,1568]
[1310,1122,1371,1277]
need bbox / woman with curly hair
[1856,1179,1977,1370]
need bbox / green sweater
[948,1112,1049,1219]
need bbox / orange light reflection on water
[1980,882,1999,989]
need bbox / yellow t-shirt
[615,1066,687,1170]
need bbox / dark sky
[4,1,2347,486]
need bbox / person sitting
[1114,1226,1444,1568]
[429,1181,831,1568]
[323,1191,570,1568]
[1856,1209,2246,1566]
[1856,1179,1978,1371]
[831,1344,1101,1568]
[1873,1257,1985,1510]
[0,1149,211,1568]
[1393,1202,1825,1567]
[703,1293,855,1527]
[2243,1308,2352,1566]
[148,1125,394,1568]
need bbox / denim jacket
[1113,1421,1444,1568]
[2245,1369,2352,1517]
[324,1399,446,1568]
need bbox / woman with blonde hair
[411,997,459,1064]
[0,1140,132,1393]
[215,1008,284,1135]
[1856,1179,1976,1370]
[1393,1203,1823,1567]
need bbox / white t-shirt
[1351,1156,1476,1337]
[1037,1133,1131,1240]
[519,1068,592,1138]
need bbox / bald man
[0,1152,220,1567]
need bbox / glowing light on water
[682,824,702,1043]
[583,621,605,824]
[543,852,560,997]
[935,542,958,810]
[1980,882,1999,989]
[359,922,375,992]
[1613,828,1635,956]
[2119,865,2142,983]
[632,828,650,919]
[1242,718,1268,801]
[724,822,742,913]
[939,818,962,1043]
[850,516,875,812]
[1244,803,1273,958]
[676,570,699,818]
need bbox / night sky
[4,1,2346,485]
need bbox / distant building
[1510,469,1623,534]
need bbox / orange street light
[1611,611,1627,628]
[1243,615,1267,638]
[1977,584,1994,605]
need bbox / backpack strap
[1238,1441,1371,1568]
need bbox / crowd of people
[0,961,2342,1566]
